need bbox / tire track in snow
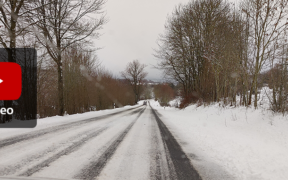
[150,104,202,180]
[150,109,173,180]
[18,126,108,177]
[2,108,145,176]
[149,105,177,180]
[4,127,107,176]
[0,106,143,149]
[74,107,146,180]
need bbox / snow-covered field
[150,96,288,180]
[1,90,288,180]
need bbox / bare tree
[241,0,288,108]
[266,32,288,113]
[37,49,136,117]
[155,0,245,106]
[0,0,33,122]
[32,0,106,115]
[63,44,100,114]
[121,60,148,104]
[0,0,51,52]
[0,0,50,122]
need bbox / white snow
[97,107,152,180]
[32,112,136,179]
[1,91,288,180]
[0,105,143,179]
[150,94,288,180]
[0,105,139,140]
[168,96,182,107]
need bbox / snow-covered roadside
[0,104,141,140]
[150,100,288,180]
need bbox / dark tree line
[37,45,136,118]
[155,0,288,110]
[31,0,106,116]
[1,0,139,120]
[153,83,175,106]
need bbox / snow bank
[150,100,288,180]
[149,99,160,107]
[168,96,182,107]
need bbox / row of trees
[37,45,136,118]
[155,0,288,111]
[153,83,176,106]
[1,0,147,119]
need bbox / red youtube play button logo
[0,62,22,100]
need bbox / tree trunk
[3,19,17,122]
[253,66,259,108]
[254,83,258,108]
[57,59,64,116]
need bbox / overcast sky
[94,0,238,81]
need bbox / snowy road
[0,104,201,180]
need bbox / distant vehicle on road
[143,101,147,105]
